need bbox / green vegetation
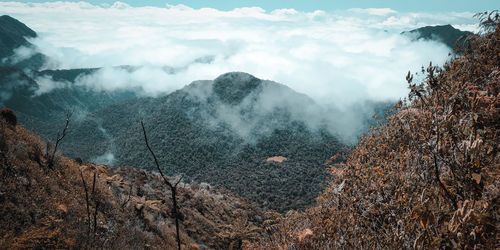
[64,74,345,212]
[0,15,36,59]
[0,15,46,69]
[402,24,472,50]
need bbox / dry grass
[0,117,264,249]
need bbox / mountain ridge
[58,72,344,212]
[0,15,47,69]
[402,24,472,50]
[0,15,37,59]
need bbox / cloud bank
[0,2,477,106]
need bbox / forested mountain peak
[213,72,263,105]
[402,24,472,50]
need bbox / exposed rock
[266,156,288,163]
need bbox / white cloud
[33,75,69,95]
[0,2,477,106]
[348,8,397,16]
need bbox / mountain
[1,65,346,212]
[402,24,472,50]
[0,15,46,69]
[56,72,345,212]
[1,11,498,250]
[0,16,386,212]
[0,66,137,141]
[0,15,36,59]
[0,114,263,249]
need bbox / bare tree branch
[174,174,185,187]
[80,169,91,238]
[48,111,72,169]
[121,184,133,209]
[432,111,457,210]
[141,121,182,250]
[93,200,99,243]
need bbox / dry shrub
[0,108,17,127]
[9,227,74,249]
[251,12,499,249]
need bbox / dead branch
[80,169,91,237]
[141,121,182,250]
[91,171,99,240]
[93,200,99,242]
[48,111,72,169]
[121,184,133,209]
[432,104,458,210]
[175,174,184,187]
[80,170,102,246]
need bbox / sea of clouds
[0,2,477,106]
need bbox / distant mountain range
[0,15,471,212]
[402,24,472,50]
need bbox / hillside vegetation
[251,11,499,249]
[0,114,265,249]
[1,13,497,249]
[0,15,35,60]
[0,15,45,69]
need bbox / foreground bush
[0,108,17,126]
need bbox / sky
[0,1,494,106]
[5,0,498,12]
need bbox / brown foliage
[0,118,264,249]
[1,108,17,127]
[252,12,499,249]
